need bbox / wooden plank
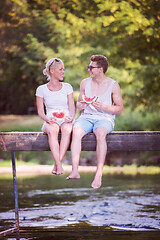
[0,227,19,237]
[0,131,160,152]
[108,132,160,151]
[82,132,160,151]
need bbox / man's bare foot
[91,174,102,189]
[66,171,80,180]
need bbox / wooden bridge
[0,131,160,237]
[1,131,160,152]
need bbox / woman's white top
[36,82,73,117]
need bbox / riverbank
[0,164,159,176]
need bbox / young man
[66,55,123,188]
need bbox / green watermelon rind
[82,95,98,104]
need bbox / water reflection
[0,173,160,238]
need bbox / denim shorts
[73,116,114,134]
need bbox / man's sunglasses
[88,66,101,70]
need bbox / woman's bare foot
[52,164,57,174]
[91,174,102,189]
[66,171,80,180]
[52,162,64,175]
[56,164,64,175]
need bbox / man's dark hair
[90,55,109,73]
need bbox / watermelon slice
[82,95,98,104]
[52,111,66,121]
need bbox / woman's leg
[43,123,64,175]
[59,122,73,162]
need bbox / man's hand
[78,101,89,110]
[92,101,104,111]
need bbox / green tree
[0,0,159,114]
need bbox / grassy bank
[0,115,43,132]
[0,160,159,175]
[0,109,160,132]
[0,160,37,167]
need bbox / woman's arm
[65,92,76,122]
[36,96,47,121]
[36,96,55,123]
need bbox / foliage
[115,108,160,131]
[0,0,160,114]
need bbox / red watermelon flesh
[82,95,98,104]
[52,111,65,120]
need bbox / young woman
[36,58,75,175]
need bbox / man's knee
[94,127,108,141]
[72,126,86,139]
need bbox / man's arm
[76,78,89,111]
[111,82,123,114]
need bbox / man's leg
[66,126,86,180]
[91,127,108,189]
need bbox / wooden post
[0,152,19,237]
[11,152,19,231]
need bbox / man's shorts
[73,116,114,134]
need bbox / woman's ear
[50,68,54,74]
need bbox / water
[0,172,160,239]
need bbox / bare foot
[52,162,64,175]
[91,174,102,189]
[56,165,64,175]
[66,171,80,180]
[52,164,57,174]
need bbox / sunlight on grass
[0,115,43,131]
[103,165,160,175]
[0,160,37,167]
[0,160,159,175]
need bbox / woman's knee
[61,123,73,135]
[45,124,59,136]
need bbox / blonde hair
[43,58,63,81]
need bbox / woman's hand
[65,116,74,123]
[46,117,56,124]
